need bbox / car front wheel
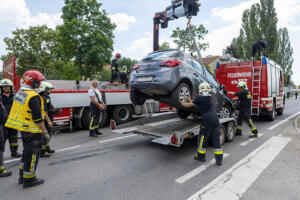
[171,83,191,108]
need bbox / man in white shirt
[88,80,106,137]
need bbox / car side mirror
[220,84,225,90]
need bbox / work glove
[42,131,51,144]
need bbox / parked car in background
[129,49,234,119]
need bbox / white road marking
[239,134,263,146]
[99,135,137,144]
[175,153,230,184]
[55,145,81,153]
[187,136,291,200]
[4,158,21,164]
[268,112,300,130]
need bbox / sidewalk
[242,119,300,200]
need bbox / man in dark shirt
[228,81,258,138]
[181,82,223,166]
[0,79,21,158]
[5,70,49,188]
[110,53,121,83]
[252,40,267,60]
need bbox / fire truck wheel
[268,102,276,121]
[219,125,226,145]
[226,122,235,142]
[130,90,146,105]
[171,83,191,108]
[176,109,190,119]
[112,105,133,125]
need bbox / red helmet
[115,53,121,58]
[23,70,46,89]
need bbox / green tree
[118,57,138,72]
[259,0,278,59]
[57,0,116,80]
[159,42,171,50]
[2,25,59,76]
[275,28,294,85]
[171,24,209,55]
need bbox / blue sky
[1,0,300,84]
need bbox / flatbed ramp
[111,112,236,147]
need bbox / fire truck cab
[216,56,285,121]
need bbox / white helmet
[39,81,54,93]
[237,81,248,90]
[199,82,212,96]
[1,79,13,88]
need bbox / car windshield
[142,50,179,61]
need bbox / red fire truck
[216,56,285,121]
[2,56,171,131]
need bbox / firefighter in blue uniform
[110,53,121,83]
[228,81,258,138]
[0,79,21,158]
[39,81,56,157]
[181,82,223,166]
[0,87,12,178]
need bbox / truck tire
[176,109,190,119]
[226,122,236,142]
[219,125,226,145]
[171,83,191,108]
[277,99,284,116]
[268,102,276,121]
[112,105,133,125]
[130,90,146,105]
[82,107,107,129]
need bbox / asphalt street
[1,98,300,200]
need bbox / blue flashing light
[262,57,267,65]
[216,61,220,69]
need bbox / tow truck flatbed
[111,112,237,147]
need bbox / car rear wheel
[130,90,147,105]
[218,105,232,119]
[176,109,190,119]
[219,125,226,145]
[171,83,191,108]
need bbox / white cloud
[0,0,62,29]
[125,32,152,60]
[109,13,136,33]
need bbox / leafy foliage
[118,57,138,72]
[159,42,171,50]
[171,24,209,55]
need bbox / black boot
[0,168,12,178]
[215,154,223,166]
[23,178,44,188]
[19,169,23,184]
[40,150,51,158]
[194,154,206,162]
[249,129,258,138]
[46,146,55,154]
[236,129,242,136]
[95,129,103,135]
[11,151,22,158]
[89,130,98,137]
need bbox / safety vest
[5,90,44,133]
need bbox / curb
[295,116,300,133]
